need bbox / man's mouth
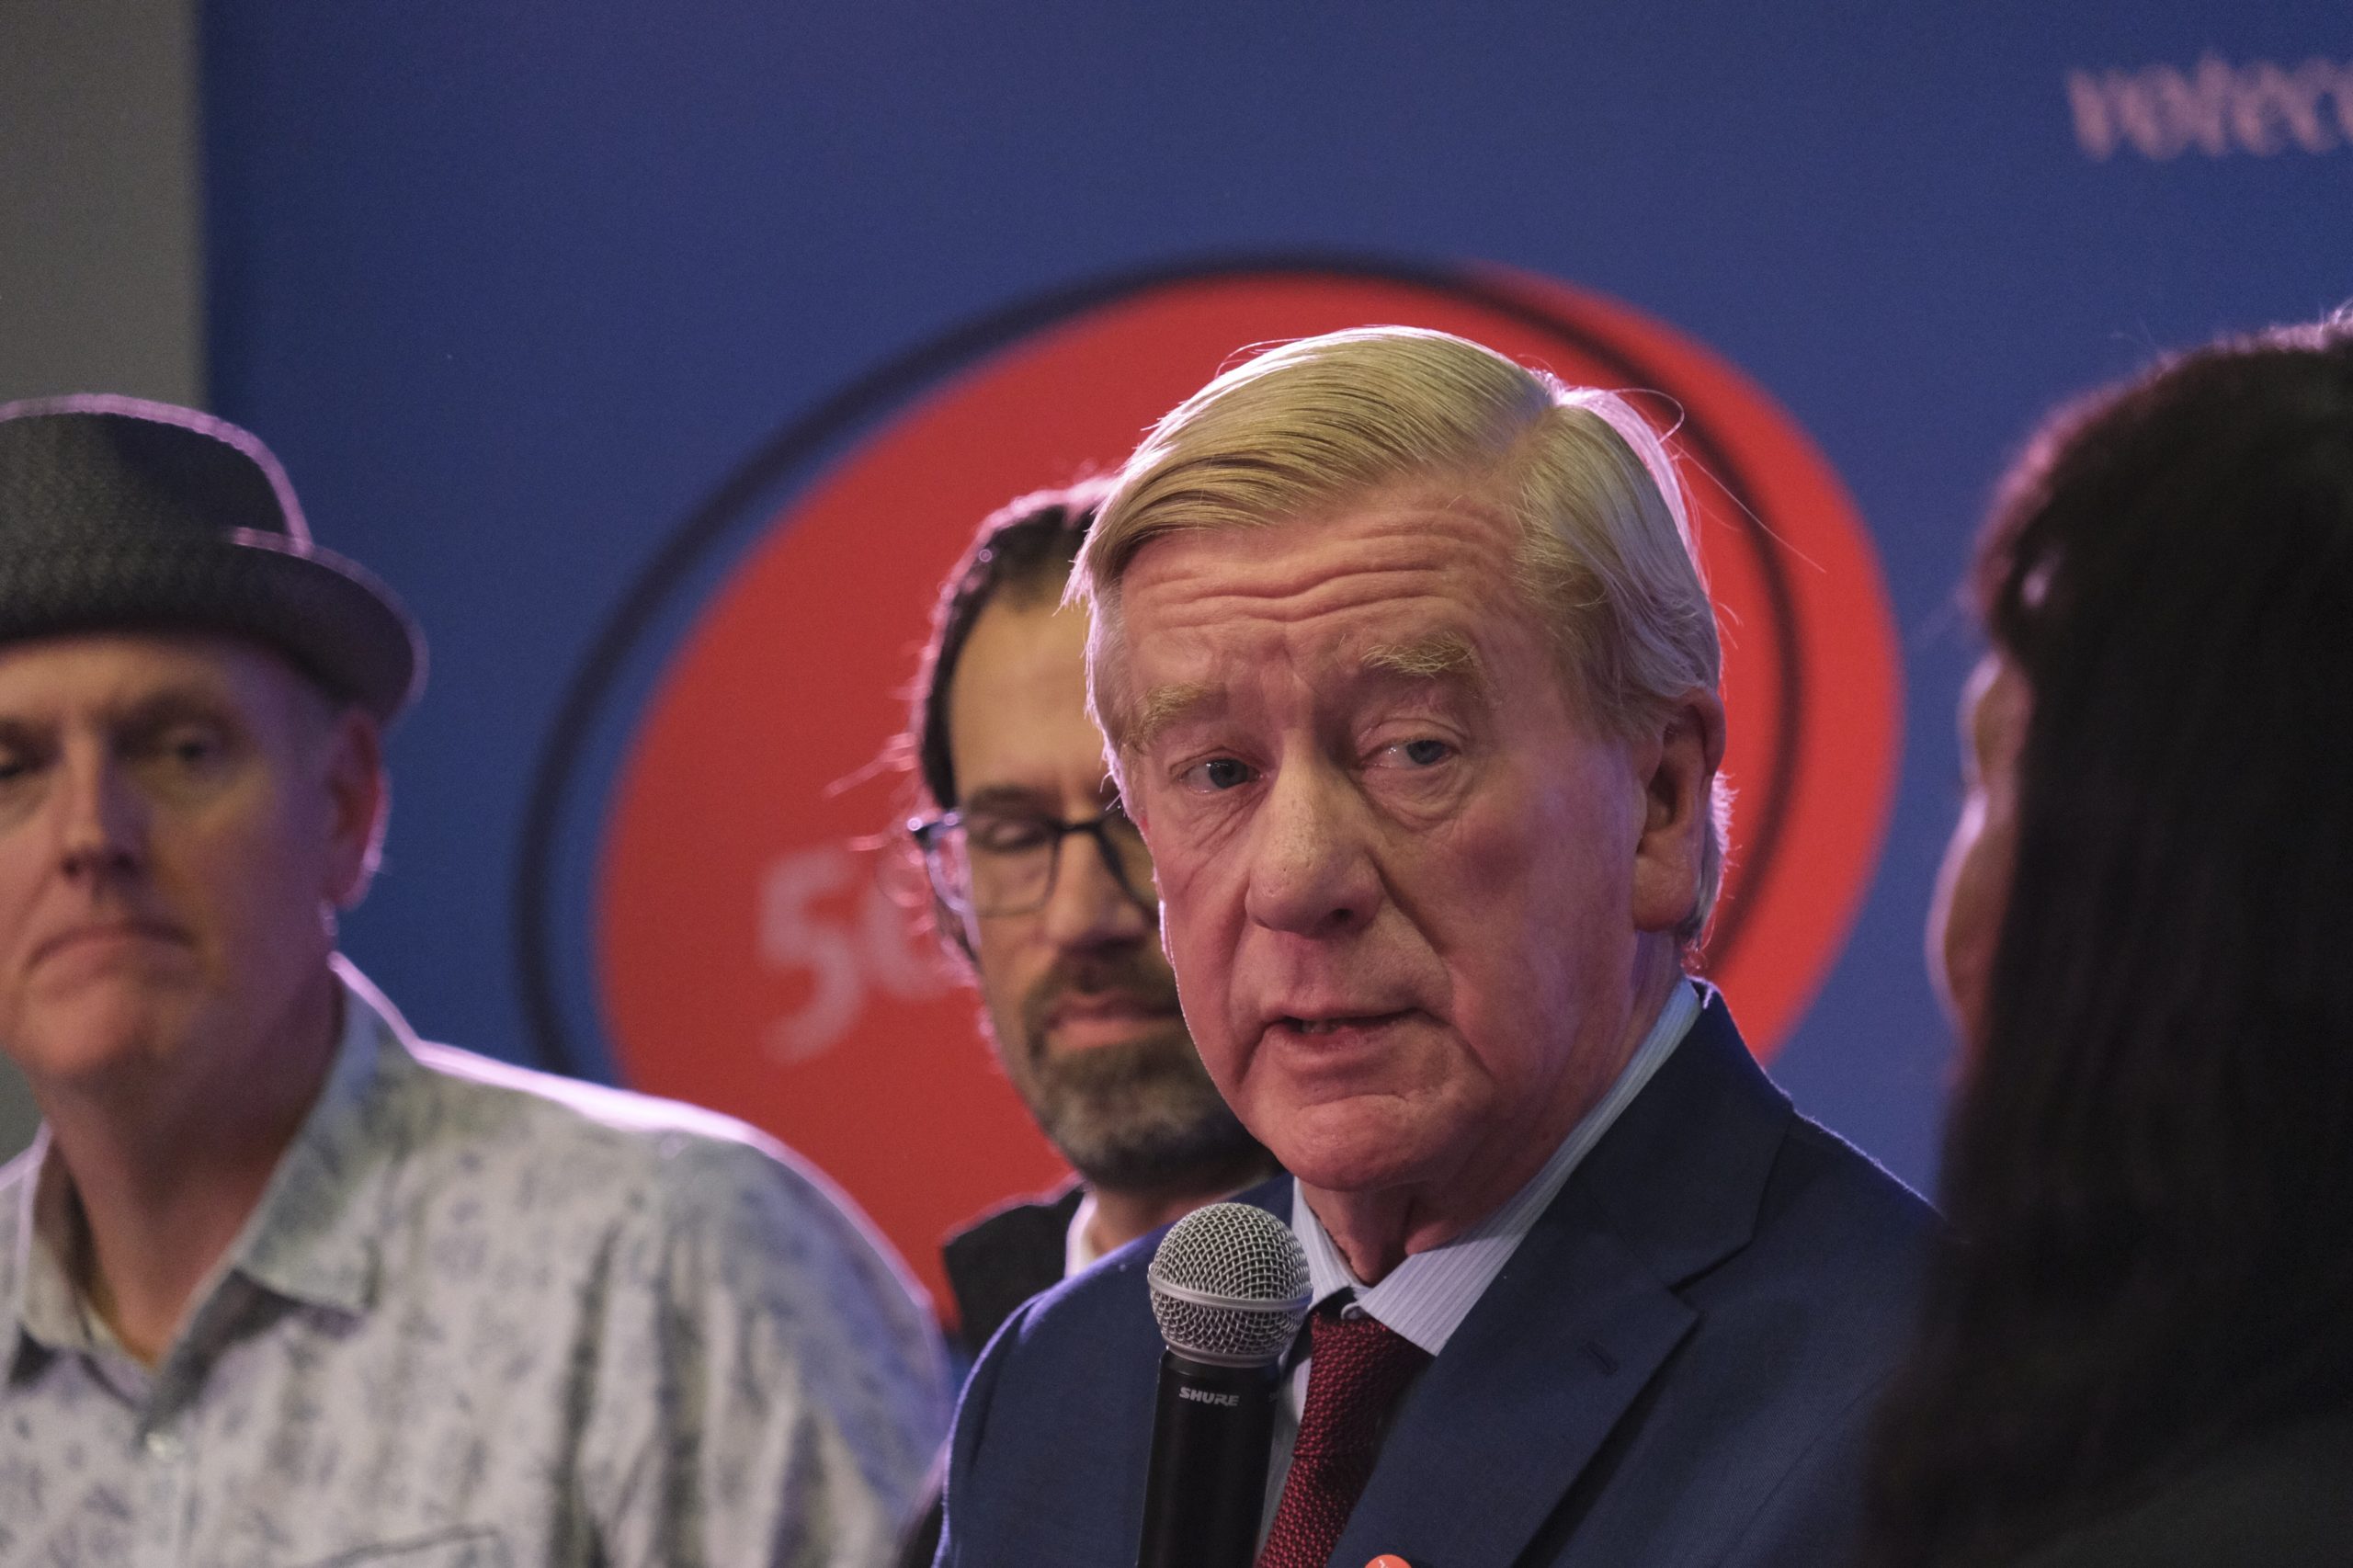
[1041,991,1184,1051]
[33,919,190,970]
[1270,1009,1416,1040]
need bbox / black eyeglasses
[907,801,1157,919]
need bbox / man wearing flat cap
[0,396,947,1566]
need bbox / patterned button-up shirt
[0,960,949,1567]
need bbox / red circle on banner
[594,266,1902,1315]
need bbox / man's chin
[1259,1096,1449,1198]
[8,999,188,1086]
[1048,1108,1265,1194]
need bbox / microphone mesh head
[1146,1201,1312,1367]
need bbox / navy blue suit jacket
[937,998,1934,1568]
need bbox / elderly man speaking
[934,328,1930,1568]
[0,397,946,1565]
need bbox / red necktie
[1256,1302,1433,1568]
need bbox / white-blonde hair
[1072,324,1731,938]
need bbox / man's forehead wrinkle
[1180,562,1457,615]
[123,684,238,718]
[0,676,228,726]
[1134,575,1506,664]
[1129,562,1483,653]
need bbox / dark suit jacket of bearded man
[934,994,1935,1568]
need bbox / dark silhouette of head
[1867,312,2353,1565]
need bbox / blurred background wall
[6,4,2347,1310]
[0,0,202,1162]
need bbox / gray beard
[1015,1023,1265,1194]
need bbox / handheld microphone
[1136,1201,1313,1568]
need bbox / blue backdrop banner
[200,0,2352,1304]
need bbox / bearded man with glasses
[905,480,1277,1358]
[892,480,1277,1566]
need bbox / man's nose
[1037,828,1154,951]
[1243,764,1379,938]
[54,749,144,881]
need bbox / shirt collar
[1065,1188,1103,1277]
[4,958,411,1365]
[231,959,411,1316]
[1291,978,1702,1356]
[5,1125,85,1363]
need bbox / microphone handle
[1136,1348,1282,1568]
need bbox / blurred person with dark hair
[0,397,947,1567]
[1867,315,2353,1567]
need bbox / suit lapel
[1328,999,1793,1568]
[1331,1214,1698,1568]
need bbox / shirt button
[145,1431,183,1462]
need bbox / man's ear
[321,709,388,911]
[1630,688,1726,934]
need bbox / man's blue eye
[1377,738,1454,768]
[1182,757,1256,792]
